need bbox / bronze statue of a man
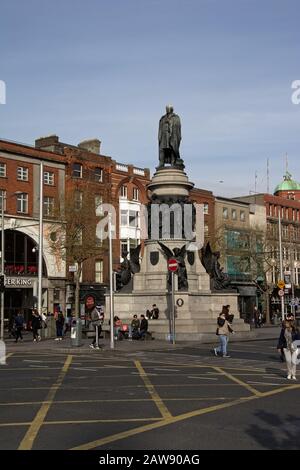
[158,105,184,169]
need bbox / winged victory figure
[200,242,230,290]
[158,241,188,291]
[120,244,141,287]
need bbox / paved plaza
[0,333,299,450]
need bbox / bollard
[71,318,82,347]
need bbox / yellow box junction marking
[18,355,72,450]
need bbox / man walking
[14,311,25,343]
[139,314,149,340]
[90,306,104,349]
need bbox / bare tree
[49,183,107,317]
[231,227,277,324]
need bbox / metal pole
[0,191,4,341]
[171,271,176,345]
[95,324,99,348]
[38,162,44,317]
[290,248,295,316]
[278,212,285,321]
[108,213,114,349]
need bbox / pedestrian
[63,314,72,337]
[14,311,25,343]
[213,310,235,358]
[146,309,152,320]
[151,304,160,320]
[129,314,140,340]
[55,311,65,341]
[89,306,104,349]
[253,306,259,328]
[31,309,42,342]
[277,319,300,380]
[139,314,149,340]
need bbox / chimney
[78,138,101,154]
[35,135,61,153]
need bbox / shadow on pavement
[246,410,300,450]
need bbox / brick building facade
[35,135,150,311]
[0,138,67,322]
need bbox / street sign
[277,280,285,289]
[168,258,178,272]
[69,265,77,273]
[278,289,285,297]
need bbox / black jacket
[140,318,148,332]
[31,315,42,329]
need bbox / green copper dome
[274,171,300,194]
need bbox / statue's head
[166,104,173,114]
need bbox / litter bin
[71,318,82,347]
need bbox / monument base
[105,290,250,342]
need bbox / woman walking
[55,311,65,341]
[31,309,42,342]
[277,319,300,380]
[213,310,235,358]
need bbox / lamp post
[38,162,44,317]
[278,212,285,321]
[108,213,115,350]
[0,190,5,341]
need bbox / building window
[95,195,103,216]
[121,210,128,226]
[203,203,209,214]
[43,196,54,216]
[204,224,209,236]
[74,191,83,210]
[130,238,139,251]
[232,209,237,220]
[95,167,103,182]
[129,210,139,228]
[240,211,245,221]
[95,260,103,283]
[223,207,228,219]
[17,193,28,213]
[121,239,128,257]
[0,190,6,212]
[44,171,54,185]
[133,187,139,201]
[0,163,6,178]
[17,167,29,181]
[96,226,103,246]
[74,227,82,245]
[72,163,82,178]
[120,185,128,198]
[282,225,289,239]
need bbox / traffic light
[114,271,123,292]
[0,275,5,292]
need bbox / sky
[1,0,300,197]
